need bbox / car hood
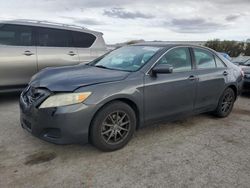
[30,65,130,91]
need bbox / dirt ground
[0,93,250,188]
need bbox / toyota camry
[20,43,243,151]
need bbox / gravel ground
[0,93,250,188]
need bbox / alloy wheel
[221,92,234,113]
[101,111,131,145]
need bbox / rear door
[36,27,79,70]
[72,31,98,64]
[0,24,37,87]
[144,47,197,124]
[192,48,228,111]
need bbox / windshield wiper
[95,65,109,69]
[94,65,131,72]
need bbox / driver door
[144,47,197,124]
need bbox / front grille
[22,86,51,107]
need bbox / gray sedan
[20,43,243,151]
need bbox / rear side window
[37,27,71,47]
[215,56,226,68]
[72,31,96,48]
[158,47,192,72]
[193,48,216,69]
[0,24,33,46]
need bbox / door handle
[188,75,197,81]
[23,51,34,56]
[223,71,228,76]
[68,51,77,56]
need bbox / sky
[0,0,250,44]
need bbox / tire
[214,88,235,118]
[90,101,136,151]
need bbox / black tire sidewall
[90,101,136,151]
[215,88,235,117]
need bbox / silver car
[0,19,108,92]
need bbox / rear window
[0,24,33,46]
[37,27,71,47]
[72,31,96,48]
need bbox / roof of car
[0,19,103,35]
[133,42,207,49]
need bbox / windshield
[90,46,162,72]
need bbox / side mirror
[151,64,173,76]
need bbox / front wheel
[214,88,235,118]
[90,101,136,151]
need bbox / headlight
[39,92,91,108]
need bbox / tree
[245,43,250,56]
[125,39,145,45]
[205,40,245,57]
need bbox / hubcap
[101,111,130,144]
[221,92,234,113]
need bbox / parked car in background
[238,60,250,92]
[234,59,250,66]
[20,43,243,151]
[0,19,108,92]
[218,52,232,61]
[231,58,250,92]
[232,56,250,66]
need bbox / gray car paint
[20,44,243,144]
[78,44,242,126]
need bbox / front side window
[158,47,192,72]
[194,48,216,69]
[0,24,32,46]
[90,46,161,72]
[37,27,71,47]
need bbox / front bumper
[20,93,96,145]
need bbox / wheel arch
[227,84,238,100]
[88,97,142,142]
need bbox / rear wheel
[214,88,235,117]
[90,101,136,151]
